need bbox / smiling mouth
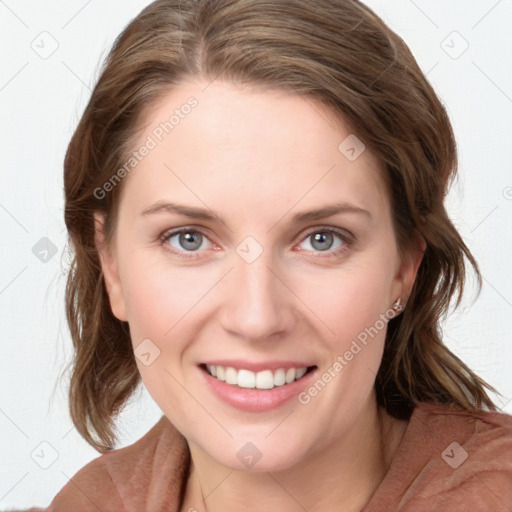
[201,364,317,390]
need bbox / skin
[95,78,424,512]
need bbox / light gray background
[1,0,511,508]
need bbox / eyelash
[159,225,354,260]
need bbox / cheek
[295,255,395,348]
[119,249,211,342]
[118,253,211,419]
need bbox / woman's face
[96,79,420,471]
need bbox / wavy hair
[63,0,500,451]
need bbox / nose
[218,246,297,342]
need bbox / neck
[181,394,407,512]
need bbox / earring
[392,297,403,313]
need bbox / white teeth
[237,369,255,388]
[206,365,310,389]
[216,366,225,381]
[285,368,296,384]
[295,367,307,379]
[274,368,286,386]
[225,367,237,385]
[256,370,274,389]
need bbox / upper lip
[201,360,316,372]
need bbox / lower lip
[200,366,317,412]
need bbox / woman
[36,0,512,510]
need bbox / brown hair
[64,0,500,452]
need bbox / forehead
[119,79,389,225]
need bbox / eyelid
[298,225,354,242]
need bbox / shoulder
[413,402,512,510]
[411,400,512,450]
[412,401,512,471]
[47,415,189,512]
[366,402,512,512]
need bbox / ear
[393,233,426,304]
[94,212,128,322]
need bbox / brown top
[34,402,512,511]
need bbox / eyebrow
[140,200,371,224]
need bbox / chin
[202,436,311,473]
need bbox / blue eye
[161,228,213,255]
[297,227,353,257]
[302,231,342,251]
[159,226,353,260]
